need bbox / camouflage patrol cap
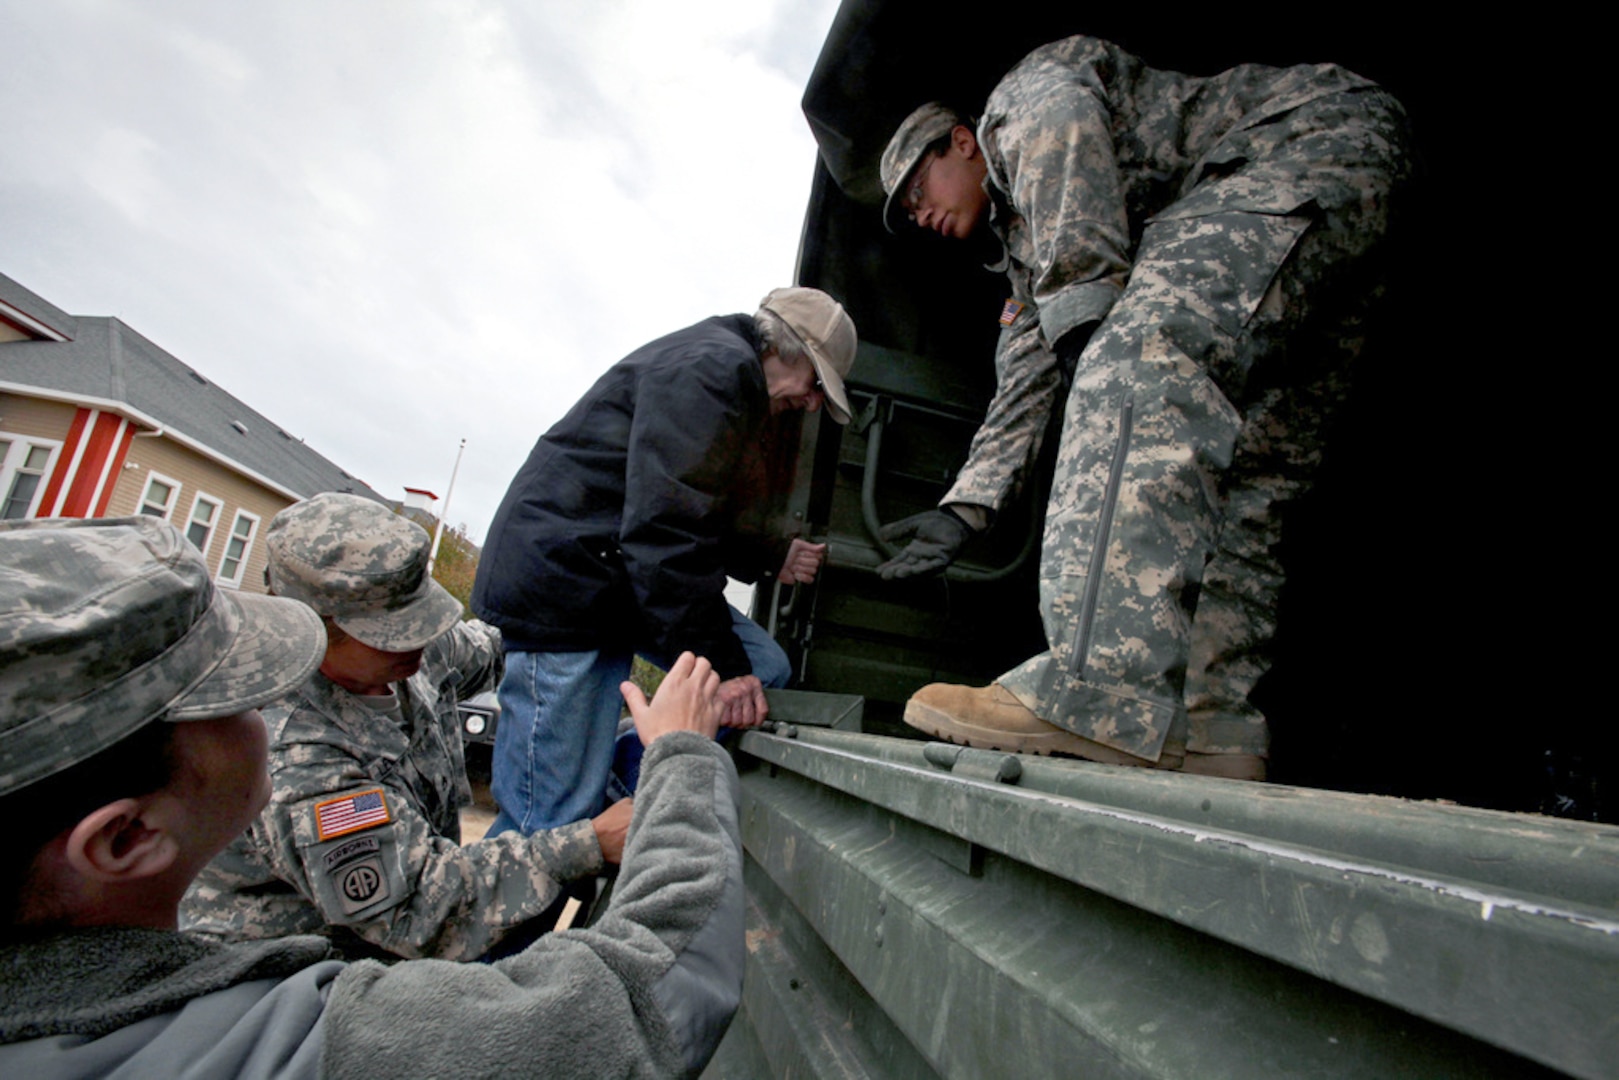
[880,102,968,234]
[265,493,463,652]
[0,517,325,797]
[758,286,858,425]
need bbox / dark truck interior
[757,2,1609,821]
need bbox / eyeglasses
[902,154,937,219]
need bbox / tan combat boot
[905,682,1180,769]
[906,682,1267,779]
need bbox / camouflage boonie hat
[266,493,463,652]
[758,286,859,425]
[880,102,968,234]
[0,517,325,796]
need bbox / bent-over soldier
[878,35,1412,779]
[182,493,630,960]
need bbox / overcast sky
[1,0,842,543]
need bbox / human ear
[64,798,180,882]
[951,124,979,159]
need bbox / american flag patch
[998,298,1025,326]
[314,789,391,841]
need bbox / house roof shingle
[0,273,383,504]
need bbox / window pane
[141,479,173,516]
[218,512,256,584]
[2,473,40,519]
[187,520,211,549]
[1,441,50,520]
[191,500,216,526]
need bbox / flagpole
[427,438,466,575]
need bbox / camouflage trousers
[1000,89,1411,762]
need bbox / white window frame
[0,432,63,520]
[138,470,182,520]
[184,491,223,561]
[215,508,261,589]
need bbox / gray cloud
[0,0,841,542]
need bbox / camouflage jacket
[181,620,605,962]
[943,35,1374,513]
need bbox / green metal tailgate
[706,715,1618,1079]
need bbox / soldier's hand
[876,508,972,580]
[716,674,768,729]
[592,798,634,865]
[620,651,722,745]
[777,538,828,585]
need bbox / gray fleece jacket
[0,731,744,1079]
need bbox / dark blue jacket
[473,315,784,678]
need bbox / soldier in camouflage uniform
[876,36,1411,779]
[0,517,744,1077]
[181,493,626,961]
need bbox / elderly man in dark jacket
[473,287,857,834]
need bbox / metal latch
[923,742,1023,784]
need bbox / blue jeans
[489,605,789,835]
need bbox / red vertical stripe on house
[36,407,91,515]
[61,413,122,517]
[93,421,137,517]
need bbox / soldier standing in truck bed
[875,35,1411,780]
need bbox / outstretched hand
[620,651,722,745]
[875,508,972,580]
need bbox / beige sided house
[0,271,384,594]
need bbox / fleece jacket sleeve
[319,731,744,1079]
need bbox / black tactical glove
[876,506,974,580]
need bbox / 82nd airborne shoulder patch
[314,788,391,841]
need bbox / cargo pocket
[1132,202,1314,340]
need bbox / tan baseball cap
[265,493,464,652]
[0,517,325,796]
[758,286,858,425]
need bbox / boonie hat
[266,493,463,652]
[0,517,325,796]
[758,286,858,425]
[880,102,968,234]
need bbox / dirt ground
[460,744,498,841]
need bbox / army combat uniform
[182,619,605,961]
[941,37,1411,763]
